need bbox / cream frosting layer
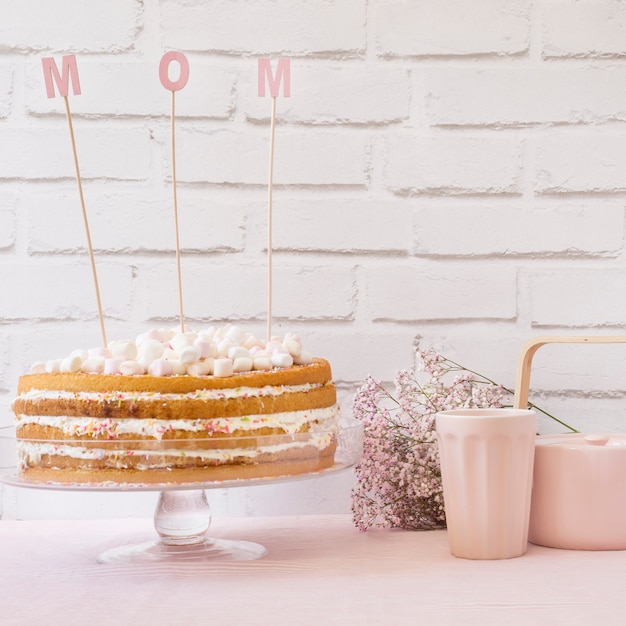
[17,432,335,469]
[15,382,321,403]
[15,405,341,439]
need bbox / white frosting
[15,405,341,439]
[17,431,336,468]
[16,382,321,403]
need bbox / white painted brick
[364,263,517,321]
[273,264,355,320]
[0,65,12,117]
[304,327,420,384]
[273,199,412,253]
[134,260,266,321]
[24,185,245,253]
[0,189,17,250]
[174,128,368,186]
[536,131,626,193]
[25,58,236,119]
[413,328,526,390]
[375,0,529,56]
[133,260,355,322]
[426,67,626,126]
[246,63,410,124]
[0,0,140,52]
[0,127,152,180]
[514,342,626,394]
[385,134,522,194]
[0,262,131,320]
[535,396,626,435]
[416,204,624,256]
[161,0,366,54]
[529,269,626,327]
[542,2,626,58]
[0,332,9,391]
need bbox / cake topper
[41,54,108,348]
[159,51,190,333]
[258,58,291,341]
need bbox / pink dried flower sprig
[351,348,575,532]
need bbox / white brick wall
[2,0,626,520]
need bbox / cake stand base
[97,488,267,563]
[97,537,267,563]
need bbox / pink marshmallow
[149,358,173,377]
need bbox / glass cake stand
[0,419,363,564]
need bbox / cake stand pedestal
[97,488,267,563]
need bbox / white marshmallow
[186,361,211,376]
[225,325,246,345]
[233,357,253,372]
[104,358,124,375]
[217,338,236,357]
[137,339,164,364]
[228,346,250,360]
[70,349,89,361]
[283,333,302,358]
[193,338,214,359]
[119,360,145,376]
[45,359,62,373]
[179,346,200,364]
[266,340,282,353]
[149,358,173,377]
[29,361,46,374]
[294,349,313,365]
[213,325,228,340]
[200,326,216,341]
[109,339,137,361]
[81,357,105,374]
[60,354,83,373]
[213,358,234,377]
[160,328,176,342]
[271,353,293,368]
[170,331,197,354]
[170,360,187,376]
[252,356,273,371]
[243,334,264,350]
[162,347,178,360]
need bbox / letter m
[258,58,290,97]
[42,55,82,98]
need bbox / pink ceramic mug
[436,408,536,560]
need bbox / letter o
[159,51,189,91]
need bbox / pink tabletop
[1,514,625,625]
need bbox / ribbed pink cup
[436,409,536,560]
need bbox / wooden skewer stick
[159,51,189,333]
[170,89,185,333]
[258,58,290,342]
[63,95,107,348]
[266,95,277,342]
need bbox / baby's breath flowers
[351,347,574,532]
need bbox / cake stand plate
[0,420,363,565]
